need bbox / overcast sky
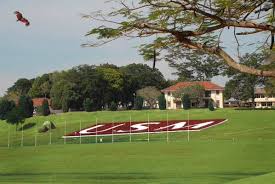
[1,0,263,96]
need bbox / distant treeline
[4,63,171,112]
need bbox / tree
[40,99,50,116]
[7,78,32,96]
[224,53,265,107]
[0,99,15,120]
[167,51,224,81]
[109,101,118,111]
[83,0,275,77]
[120,63,167,108]
[17,96,34,118]
[28,74,52,98]
[158,94,166,110]
[120,63,167,90]
[134,96,144,110]
[83,98,93,112]
[182,94,191,110]
[96,66,124,106]
[174,84,205,107]
[208,99,215,111]
[136,86,161,109]
[6,107,25,130]
[224,80,242,107]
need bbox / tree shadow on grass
[17,123,36,131]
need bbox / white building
[161,81,224,109]
[253,88,275,108]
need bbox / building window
[168,101,171,108]
[205,91,211,97]
[216,90,220,95]
[168,92,171,96]
[267,102,272,107]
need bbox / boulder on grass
[38,121,56,133]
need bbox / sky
[0,0,260,96]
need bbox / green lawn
[0,109,275,184]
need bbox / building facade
[252,88,275,108]
[161,81,224,109]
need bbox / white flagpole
[166,111,169,143]
[64,120,67,145]
[80,120,82,144]
[96,117,98,143]
[147,113,150,142]
[21,123,23,147]
[112,119,114,143]
[8,125,10,148]
[130,115,132,143]
[188,110,190,142]
[35,123,37,147]
[49,122,52,145]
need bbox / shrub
[208,100,215,111]
[83,98,93,112]
[18,95,34,118]
[0,99,15,120]
[158,94,166,110]
[109,101,118,111]
[38,121,56,133]
[62,99,69,113]
[6,107,25,130]
[182,94,191,110]
[40,99,50,116]
[134,96,143,110]
[235,107,275,110]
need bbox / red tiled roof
[162,81,224,92]
[32,98,50,107]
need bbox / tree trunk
[153,48,156,70]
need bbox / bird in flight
[14,11,30,26]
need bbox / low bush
[235,107,275,110]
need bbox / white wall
[210,90,224,108]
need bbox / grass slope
[0,109,275,184]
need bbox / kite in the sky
[14,11,30,26]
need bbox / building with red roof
[161,81,224,109]
[32,98,50,107]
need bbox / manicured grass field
[0,109,275,184]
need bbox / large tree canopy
[83,0,275,77]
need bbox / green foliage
[158,94,166,110]
[182,94,191,110]
[174,84,205,108]
[134,96,144,110]
[82,0,275,78]
[18,96,34,118]
[5,107,25,129]
[28,74,52,98]
[7,78,32,96]
[167,50,224,81]
[0,99,15,120]
[83,98,93,112]
[6,63,169,112]
[109,101,118,111]
[41,99,50,116]
[224,53,265,105]
[62,98,69,113]
[208,100,215,111]
[136,86,161,109]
